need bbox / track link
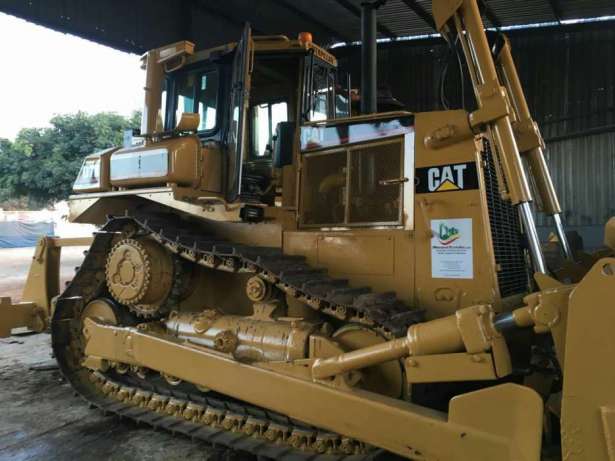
[132,214,423,338]
[52,215,422,460]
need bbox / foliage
[0,111,140,209]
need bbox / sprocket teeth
[105,237,175,318]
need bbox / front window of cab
[303,60,349,122]
[310,65,333,121]
[73,157,101,190]
[171,68,220,132]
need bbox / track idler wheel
[105,238,175,318]
[245,276,272,302]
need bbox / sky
[0,12,144,140]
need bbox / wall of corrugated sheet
[540,131,615,248]
[334,21,615,248]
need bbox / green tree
[0,111,140,208]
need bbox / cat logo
[428,164,467,192]
[416,162,479,194]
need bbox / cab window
[175,73,196,121]
[247,54,297,160]
[251,101,288,158]
[160,79,168,130]
[303,61,339,122]
[198,71,219,130]
[173,68,219,132]
[310,65,333,121]
[335,70,351,118]
[74,157,101,189]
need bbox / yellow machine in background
[2,0,614,460]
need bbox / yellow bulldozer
[1,0,614,459]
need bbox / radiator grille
[482,140,529,297]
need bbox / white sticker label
[431,218,473,279]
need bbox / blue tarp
[0,221,55,248]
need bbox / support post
[361,1,379,114]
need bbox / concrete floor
[0,247,239,461]
[0,246,87,301]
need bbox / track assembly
[52,215,423,460]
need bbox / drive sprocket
[105,237,174,317]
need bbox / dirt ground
[0,247,244,461]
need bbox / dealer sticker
[431,218,473,279]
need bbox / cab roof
[183,34,337,68]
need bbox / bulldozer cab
[155,25,348,204]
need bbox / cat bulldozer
[1,0,614,459]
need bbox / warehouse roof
[0,0,614,54]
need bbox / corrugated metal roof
[485,0,556,25]
[376,0,434,37]
[559,0,615,20]
[1,0,614,54]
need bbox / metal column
[361,1,381,114]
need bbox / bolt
[213,330,238,353]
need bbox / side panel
[414,111,501,319]
[284,229,414,306]
[109,136,201,188]
[200,143,223,193]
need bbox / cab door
[225,23,253,202]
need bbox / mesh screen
[300,138,403,227]
[348,142,402,224]
[482,139,530,297]
[301,151,347,226]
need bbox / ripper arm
[0,236,93,337]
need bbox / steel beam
[479,0,502,28]
[192,1,265,35]
[547,0,563,24]
[400,0,436,30]
[334,0,397,39]
[361,1,379,114]
[276,0,354,43]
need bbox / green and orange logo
[438,223,460,245]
